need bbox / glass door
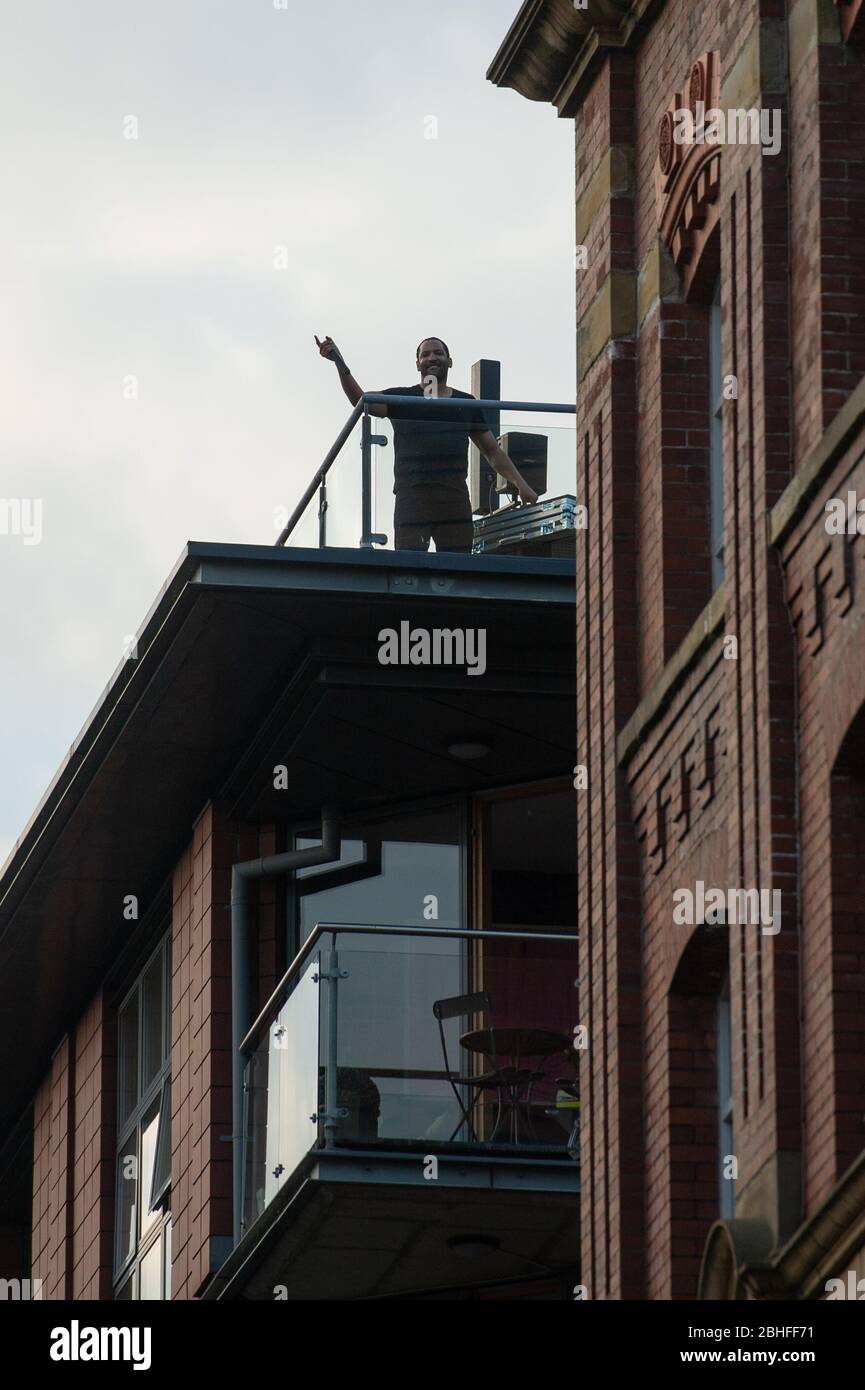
[291,803,468,1146]
[471,783,578,1147]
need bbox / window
[114,934,172,1300]
[717,974,734,1218]
[293,803,464,947]
[271,805,467,1159]
[709,276,725,589]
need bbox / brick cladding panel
[31,999,116,1301]
[32,1040,70,1300]
[171,805,278,1300]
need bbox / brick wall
[573,0,865,1299]
[789,0,827,463]
[576,46,644,1302]
[777,429,865,1210]
[788,0,865,461]
[626,642,729,1298]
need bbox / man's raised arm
[314,335,388,417]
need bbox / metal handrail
[240,921,579,1056]
[274,392,577,550]
[362,394,577,413]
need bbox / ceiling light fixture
[447,1234,501,1258]
[447,740,492,760]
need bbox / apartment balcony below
[207,923,579,1300]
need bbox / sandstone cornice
[487,0,666,116]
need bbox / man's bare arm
[471,429,539,506]
[315,335,388,417]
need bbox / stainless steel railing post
[360,412,373,549]
[323,945,340,1149]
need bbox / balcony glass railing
[371,415,577,552]
[274,393,577,553]
[240,924,580,1235]
[282,411,368,550]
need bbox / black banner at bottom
[5,1296,861,1376]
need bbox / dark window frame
[113,932,172,1299]
[681,222,724,605]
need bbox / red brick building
[489,0,865,1298]
[2,0,865,1305]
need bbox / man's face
[417,338,450,382]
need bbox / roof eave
[487,0,665,118]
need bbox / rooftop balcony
[277,386,577,559]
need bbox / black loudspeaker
[495,432,548,497]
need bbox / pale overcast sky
[0,0,575,867]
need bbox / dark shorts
[393,484,474,554]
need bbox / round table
[459,1027,571,1144]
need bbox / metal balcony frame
[274,394,577,550]
[241,921,579,1056]
[238,921,579,1234]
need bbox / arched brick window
[654,51,726,653]
[664,923,730,1293]
[654,221,723,658]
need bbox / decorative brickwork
[655,52,722,297]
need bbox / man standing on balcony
[315,334,538,553]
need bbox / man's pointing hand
[314,334,340,361]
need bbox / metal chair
[432,991,535,1143]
